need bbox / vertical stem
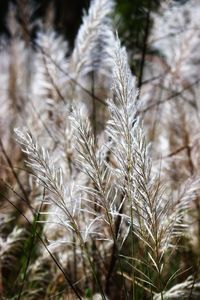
[81,240,107,300]
[105,192,129,299]
[138,0,152,91]
[73,233,77,283]
[154,214,164,300]
[91,70,97,142]
[17,194,44,300]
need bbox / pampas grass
[1,0,200,299]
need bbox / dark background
[0,0,189,47]
[0,0,90,48]
[0,0,161,49]
[0,0,188,78]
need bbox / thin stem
[0,192,82,300]
[17,197,44,300]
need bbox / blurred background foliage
[0,0,188,87]
[0,0,161,49]
[0,0,163,86]
[0,1,189,47]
